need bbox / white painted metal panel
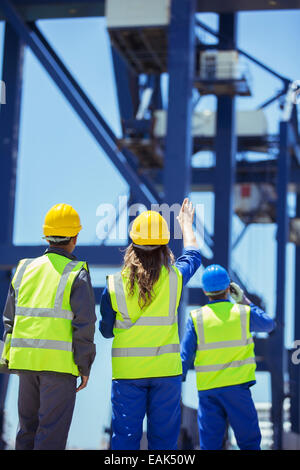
[105,0,171,28]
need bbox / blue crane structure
[0,0,300,450]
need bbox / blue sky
[0,8,300,449]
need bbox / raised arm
[176,198,198,249]
[175,198,202,287]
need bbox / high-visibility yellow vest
[107,265,183,379]
[191,302,256,391]
[2,253,88,376]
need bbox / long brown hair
[122,243,175,309]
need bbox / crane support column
[269,120,290,449]
[0,21,24,448]
[213,13,237,270]
[164,0,196,336]
[290,193,300,436]
[164,0,196,255]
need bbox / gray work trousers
[16,372,77,450]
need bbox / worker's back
[191,301,256,391]
[107,264,183,379]
[7,253,86,375]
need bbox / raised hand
[177,198,195,231]
[177,198,198,249]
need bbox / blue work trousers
[111,375,182,450]
[198,383,261,450]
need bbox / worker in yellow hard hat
[99,198,202,450]
[1,203,96,450]
[43,202,83,238]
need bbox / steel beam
[212,13,237,270]
[0,1,106,21]
[0,272,10,450]
[269,120,290,450]
[0,21,24,449]
[289,192,300,434]
[164,0,196,256]
[0,23,24,245]
[149,75,163,111]
[0,0,299,22]
[111,46,139,125]
[163,0,196,339]
[0,245,125,269]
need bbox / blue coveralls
[181,300,276,450]
[99,247,202,450]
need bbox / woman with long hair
[99,198,201,450]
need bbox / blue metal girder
[269,120,290,450]
[290,193,300,434]
[0,266,10,450]
[213,94,236,268]
[212,13,237,270]
[0,1,106,21]
[285,116,300,165]
[148,75,163,111]
[0,23,24,246]
[257,89,288,110]
[254,337,271,372]
[164,0,196,257]
[0,245,125,269]
[0,21,24,448]
[1,0,299,22]
[0,0,160,209]
[111,46,139,124]
[163,0,196,338]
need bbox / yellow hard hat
[43,203,82,237]
[130,211,170,246]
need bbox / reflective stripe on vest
[195,357,256,373]
[9,255,86,375]
[194,304,254,352]
[13,258,33,297]
[108,265,183,379]
[111,266,179,330]
[191,303,256,390]
[11,338,73,351]
[14,259,78,321]
[112,343,180,357]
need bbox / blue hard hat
[202,264,230,293]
